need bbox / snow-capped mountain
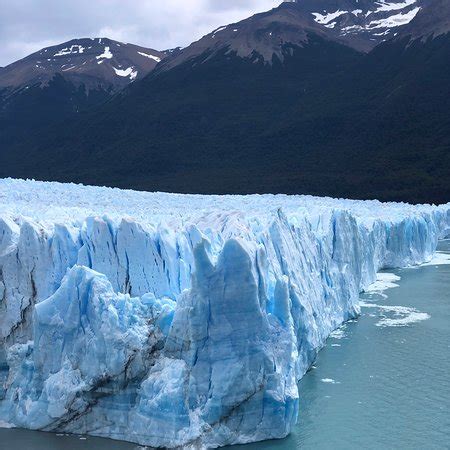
[0,38,165,150]
[158,1,367,72]
[1,0,450,204]
[290,0,423,50]
[399,0,450,39]
[159,0,424,72]
[0,38,165,91]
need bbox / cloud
[0,0,282,66]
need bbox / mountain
[158,0,422,76]
[400,0,450,38]
[0,38,165,147]
[158,0,424,72]
[1,0,449,204]
[158,2,366,73]
[0,37,164,91]
[289,0,423,50]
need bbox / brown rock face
[399,0,450,39]
[158,0,428,73]
[0,38,166,91]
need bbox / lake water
[1,241,449,450]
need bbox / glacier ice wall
[0,179,449,448]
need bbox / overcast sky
[0,0,283,66]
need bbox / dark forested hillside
[0,38,165,148]
[1,0,449,204]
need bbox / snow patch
[113,66,138,79]
[374,0,417,13]
[96,46,113,60]
[214,26,227,33]
[212,26,227,38]
[368,7,421,29]
[312,10,348,25]
[54,45,85,57]
[137,51,161,63]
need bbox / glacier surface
[0,178,449,448]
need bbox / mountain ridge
[1,0,450,204]
[0,37,166,148]
[399,0,450,39]
[157,2,362,73]
[0,37,165,92]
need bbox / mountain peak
[0,38,165,91]
[159,0,427,73]
[288,0,422,49]
[158,3,365,73]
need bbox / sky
[0,0,283,67]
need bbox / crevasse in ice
[0,179,449,448]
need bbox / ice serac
[0,179,449,448]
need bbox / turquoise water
[1,241,449,450]
[236,240,450,450]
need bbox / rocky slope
[159,0,425,72]
[0,38,165,148]
[1,0,449,204]
[0,37,165,91]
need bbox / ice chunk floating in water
[360,302,431,328]
[321,378,341,384]
[421,251,450,266]
[365,273,401,293]
[0,179,449,448]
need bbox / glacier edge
[0,179,449,448]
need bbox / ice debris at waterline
[0,179,449,448]
[360,301,431,328]
[364,272,401,294]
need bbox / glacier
[0,178,449,448]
